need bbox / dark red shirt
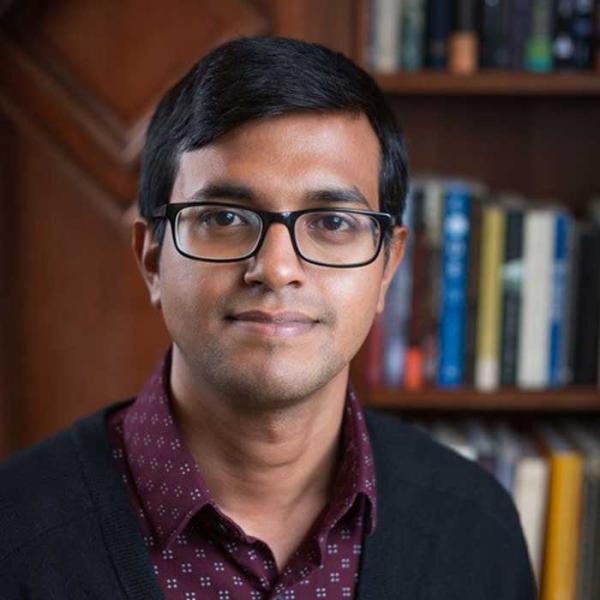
[107,348,377,599]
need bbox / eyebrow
[190,183,372,209]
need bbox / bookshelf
[374,71,600,96]
[352,0,600,414]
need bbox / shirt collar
[122,347,377,550]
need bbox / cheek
[326,268,383,351]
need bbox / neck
[169,347,349,521]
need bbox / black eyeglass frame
[151,201,395,268]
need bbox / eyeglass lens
[174,205,382,265]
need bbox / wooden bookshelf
[366,386,600,412]
[374,71,600,97]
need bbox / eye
[308,212,357,232]
[198,209,249,227]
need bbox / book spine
[540,448,584,600]
[553,0,577,68]
[526,0,554,72]
[422,180,445,385]
[518,209,554,389]
[572,0,595,68]
[369,0,403,73]
[573,225,600,384]
[401,0,426,70]
[500,207,524,386]
[405,184,427,389]
[425,0,452,68]
[480,0,513,68]
[448,0,479,74]
[438,183,471,388]
[510,0,533,69]
[475,204,506,391]
[548,213,570,386]
[382,189,415,387]
[464,191,483,386]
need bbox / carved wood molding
[0,0,270,215]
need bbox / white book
[510,433,550,586]
[517,208,555,388]
[369,0,403,73]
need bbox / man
[1,37,535,599]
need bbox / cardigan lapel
[71,403,165,600]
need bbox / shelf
[367,387,600,412]
[374,71,600,96]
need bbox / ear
[132,219,162,309]
[376,225,408,314]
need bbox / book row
[368,0,600,74]
[409,417,600,600]
[367,177,600,390]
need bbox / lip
[227,310,318,338]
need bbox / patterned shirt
[107,348,377,599]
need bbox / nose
[243,222,306,289]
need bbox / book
[438,182,472,387]
[425,0,452,68]
[510,0,533,69]
[510,432,550,586]
[382,188,415,387]
[548,211,572,387]
[405,183,427,389]
[464,188,484,386]
[572,224,600,384]
[553,0,577,68]
[369,0,403,73]
[526,0,554,72]
[464,417,497,475]
[537,424,584,600]
[475,203,506,391]
[419,177,446,385]
[572,0,595,69]
[564,422,600,600]
[448,0,479,74]
[431,419,477,461]
[480,0,513,68]
[517,207,555,389]
[500,199,525,386]
[401,0,426,70]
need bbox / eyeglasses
[151,202,394,268]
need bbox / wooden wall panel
[0,0,357,457]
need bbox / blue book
[438,183,471,387]
[548,211,571,387]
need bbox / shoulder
[363,408,522,539]
[0,401,129,562]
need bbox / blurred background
[2,2,600,596]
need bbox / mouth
[226,310,319,338]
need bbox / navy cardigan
[0,401,536,599]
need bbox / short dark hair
[139,36,408,247]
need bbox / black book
[572,224,600,384]
[480,0,513,68]
[510,0,533,68]
[426,0,453,68]
[553,0,577,68]
[572,0,594,68]
[464,191,484,386]
[500,205,524,385]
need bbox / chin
[205,358,346,412]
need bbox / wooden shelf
[374,70,600,96]
[366,387,600,412]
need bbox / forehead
[172,112,381,211]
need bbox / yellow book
[538,425,585,600]
[475,204,505,390]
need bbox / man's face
[135,112,406,410]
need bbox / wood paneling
[0,0,357,457]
